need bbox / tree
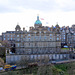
[37,56,53,75]
[0,57,4,67]
[0,40,10,57]
[16,56,29,68]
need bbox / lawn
[61,48,69,50]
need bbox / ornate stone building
[15,16,61,55]
[6,16,69,64]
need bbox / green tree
[0,57,4,67]
[37,56,53,75]
[16,56,29,68]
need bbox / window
[50,34,52,36]
[50,34,52,40]
[63,37,65,39]
[11,35,12,37]
[39,31,41,33]
[4,38,5,40]
[11,38,12,40]
[62,30,65,32]
[57,34,59,37]
[28,34,31,36]
[17,35,19,37]
[28,38,30,41]
[63,35,65,37]
[4,35,5,37]
[17,38,20,41]
[8,35,9,37]
[50,37,52,40]
[57,37,59,40]
[14,38,15,40]
[39,36,41,40]
[17,43,20,47]
[29,43,30,46]
[44,36,46,39]
[8,38,9,40]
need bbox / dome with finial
[15,23,21,31]
[55,22,59,28]
[34,15,42,25]
[16,25,21,29]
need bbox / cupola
[34,15,42,28]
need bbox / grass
[55,62,75,75]
[61,48,69,50]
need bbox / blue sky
[0,0,75,34]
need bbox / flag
[46,22,49,24]
[40,18,44,20]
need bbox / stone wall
[6,54,70,64]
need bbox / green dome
[35,20,42,24]
[34,16,42,25]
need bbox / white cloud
[55,0,75,11]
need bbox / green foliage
[16,56,29,68]
[0,57,4,67]
[61,48,69,50]
[55,63,69,72]
[2,57,6,63]
[52,65,64,75]
[55,62,75,75]
[0,47,5,57]
[1,62,75,75]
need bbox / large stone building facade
[5,16,62,64]
[15,16,61,55]
[1,16,75,64]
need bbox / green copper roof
[35,16,42,24]
[35,20,42,24]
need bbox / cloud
[0,0,75,13]
[55,0,75,11]
[0,0,58,13]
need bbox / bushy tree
[0,57,4,67]
[16,56,29,68]
[0,40,10,57]
[37,56,53,75]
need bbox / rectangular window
[17,43,20,47]
[57,34,59,37]
[50,34,52,40]
[57,37,59,40]
[17,35,19,37]
[44,36,46,39]
[17,38,20,41]
[50,37,52,40]
[11,35,12,37]
[14,35,15,37]
[4,38,5,40]
[8,38,9,40]
[8,35,9,37]
[50,34,52,36]
[11,38,12,40]
[4,35,5,37]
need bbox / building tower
[34,15,42,28]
